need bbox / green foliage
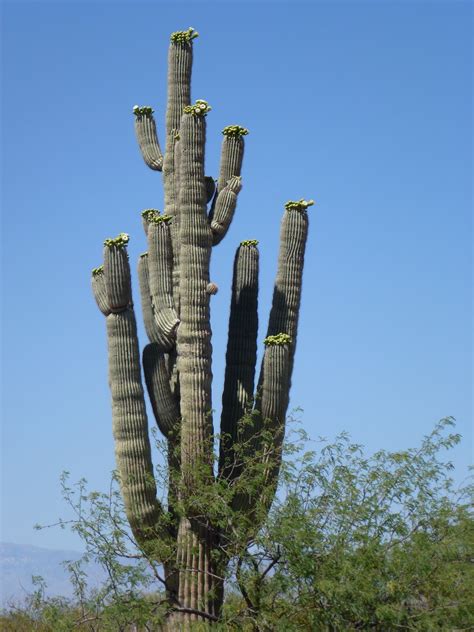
[91,266,104,277]
[3,418,471,630]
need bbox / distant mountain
[0,542,106,608]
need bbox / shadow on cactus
[91,27,313,627]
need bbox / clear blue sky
[1,1,472,551]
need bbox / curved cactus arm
[91,266,111,316]
[92,238,171,547]
[162,132,182,315]
[137,253,172,351]
[143,343,180,439]
[208,126,247,225]
[166,28,196,137]
[262,199,312,387]
[177,103,214,482]
[147,216,180,349]
[218,241,259,481]
[210,175,242,245]
[133,107,163,171]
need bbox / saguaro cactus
[91,27,313,628]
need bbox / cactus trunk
[92,28,312,626]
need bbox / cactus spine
[92,28,312,628]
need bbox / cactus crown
[184,99,212,116]
[133,105,154,117]
[141,208,161,221]
[285,199,315,212]
[148,214,172,225]
[170,27,199,44]
[222,125,249,137]
[240,239,259,247]
[92,265,104,277]
[104,232,130,249]
[264,333,292,346]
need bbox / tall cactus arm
[177,101,214,480]
[208,126,247,230]
[264,199,313,386]
[218,241,259,480]
[166,28,197,136]
[147,215,180,348]
[133,106,163,171]
[216,126,248,194]
[91,266,110,316]
[163,132,182,316]
[143,343,180,439]
[92,237,170,547]
[210,175,242,245]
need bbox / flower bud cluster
[170,27,199,44]
[284,199,315,212]
[92,265,104,277]
[141,209,161,221]
[133,105,154,117]
[240,239,259,247]
[104,233,130,249]
[222,125,249,137]
[148,214,172,225]
[184,99,211,116]
[264,333,292,346]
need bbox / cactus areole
[91,28,312,628]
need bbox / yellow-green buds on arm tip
[133,105,155,117]
[148,214,173,225]
[264,333,292,346]
[92,265,104,277]
[170,27,199,44]
[104,232,130,249]
[142,209,161,220]
[222,125,249,137]
[240,239,259,247]
[183,99,212,116]
[284,199,315,212]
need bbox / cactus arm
[147,216,180,348]
[176,104,214,479]
[166,29,196,137]
[210,175,243,245]
[216,126,248,194]
[137,252,172,351]
[93,239,170,546]
[143,343,180,439]
[91,266,111,316]
[162,132,182,315]
[263,199,312,386]
[133,107,164,171]
[218,241,259,480]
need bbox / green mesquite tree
[91,27,313,628]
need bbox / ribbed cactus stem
[219,243,259,479]
[265,202,310,386]
[137,254,170,349]
[141,209,160,236]
[142,343,180,438]
[103,235,131,312]
[133,107,163,171]
[217,129,246,193]
[91,267,111,316]
[106,309,165,541]
[210,175,243,245]
[147,219,179,347]
[166,34,194,136]
[162,132,181,315]
[177,110,213,479]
